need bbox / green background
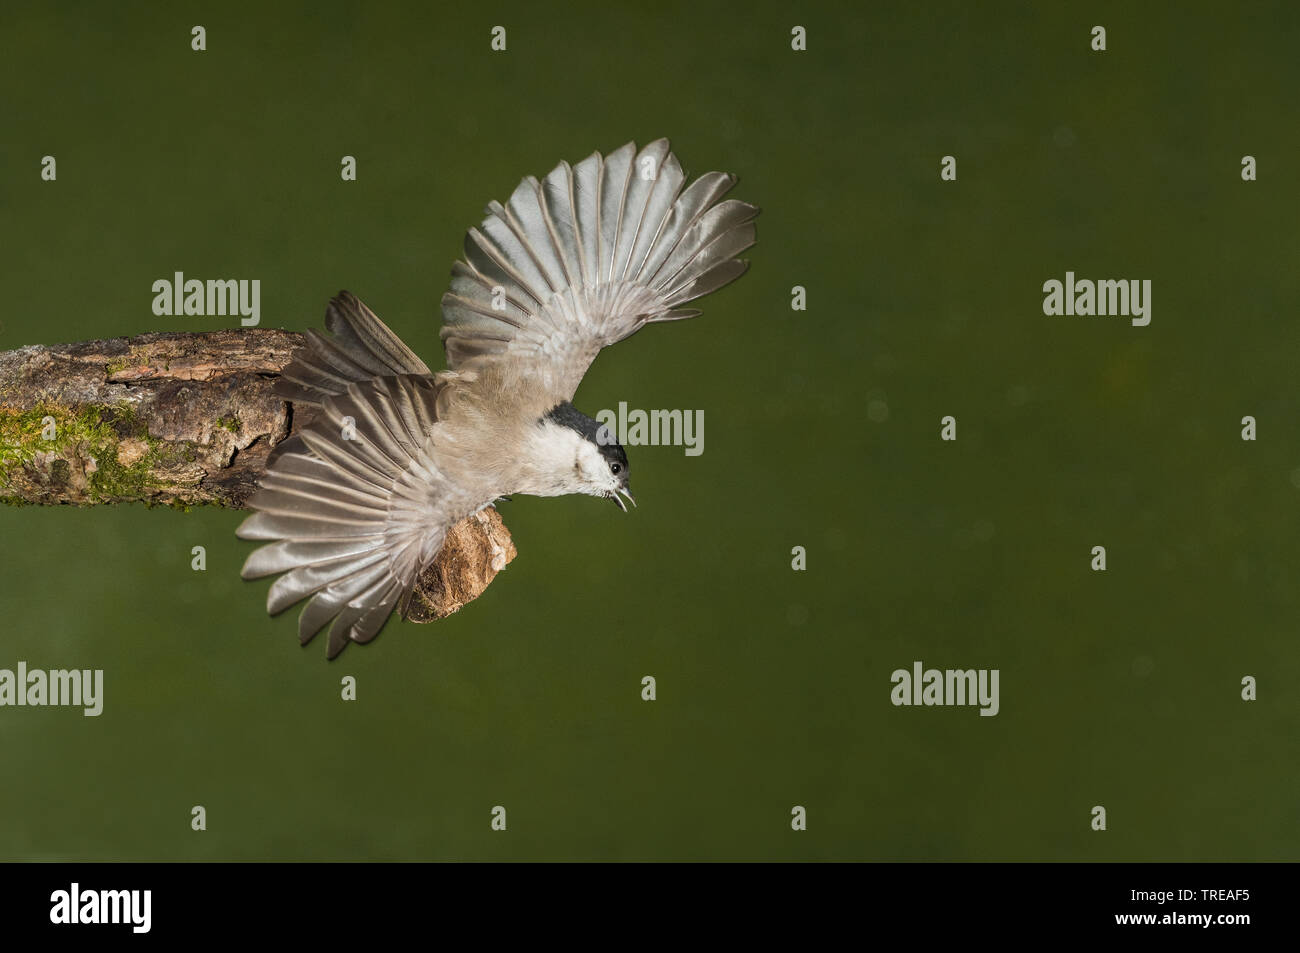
[1,0,1297,860]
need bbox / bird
[236,139,759,657]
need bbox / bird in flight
[237,139,758,657]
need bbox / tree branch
[0,330,515,621]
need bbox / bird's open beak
[610,485,636,511]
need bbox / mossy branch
[0,330,515,621]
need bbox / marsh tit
[237,139,758,656]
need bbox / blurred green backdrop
[1,0,1297,860]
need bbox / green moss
[103,344,157,379]
[0,401,184,503]
[215,415,239,434]
[0,404,76,477]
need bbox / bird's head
[540,402,635,510]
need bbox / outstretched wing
[439,138,758,406]
[239,294,471,658]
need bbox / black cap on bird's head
[544,401,634,510]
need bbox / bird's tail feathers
[275,291,432,407]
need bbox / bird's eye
[610,463,622,475]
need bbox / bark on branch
[0,329,515,621]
